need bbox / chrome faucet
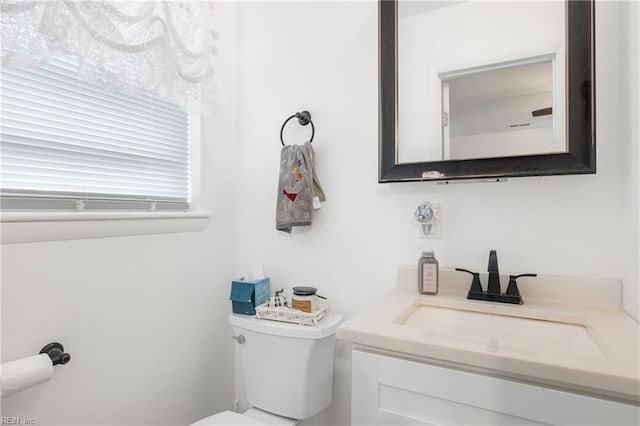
[456,250,536,305]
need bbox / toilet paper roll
[1,353,54,398]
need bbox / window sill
[1,211,210,244]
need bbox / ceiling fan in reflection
[532,107,553,117]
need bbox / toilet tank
[229,313,342,420]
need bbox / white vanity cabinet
[351,349,639,426]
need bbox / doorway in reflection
[441,57,564,160]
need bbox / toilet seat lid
[192,410,266,425]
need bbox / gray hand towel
[276,141,325,233]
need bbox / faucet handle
[455,268,483,294]
[510,273,538,279]
[505,273,537,298]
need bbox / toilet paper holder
[39,342,71,366]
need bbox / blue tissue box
[230,277,271,315]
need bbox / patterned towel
[276,141,325,233]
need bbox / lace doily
[1,0,221,113]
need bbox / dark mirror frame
[379,0,595,183]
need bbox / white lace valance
[1,0,220,113]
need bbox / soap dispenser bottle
[418,250,439,295]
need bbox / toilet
[193,311,343,425]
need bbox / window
[1,55,191,212]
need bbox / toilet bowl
[192,312,342,425]
[192,410,263,426]
[193,407,295,425]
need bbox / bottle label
[422,263,438,293]
[292,299,312,313]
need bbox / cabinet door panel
[352,350,640,425]
[379,384,544,426]
[378,353,638,425]
[378,408,436,426]
[351,349,380,425]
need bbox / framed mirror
[379,0,595,183]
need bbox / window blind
[1,56,190,212]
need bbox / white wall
[450,127,553,159]
[0,3,237,424]
[235,2,637,425]
[620,0,640,321]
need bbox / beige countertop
[337,267,640,403]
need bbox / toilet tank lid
[228,312,342,339]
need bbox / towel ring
[280,111,314,145]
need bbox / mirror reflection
[397,0,566,163]
[443,58,565,160]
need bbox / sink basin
[337,270,640,401]
[396,305,603,356]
